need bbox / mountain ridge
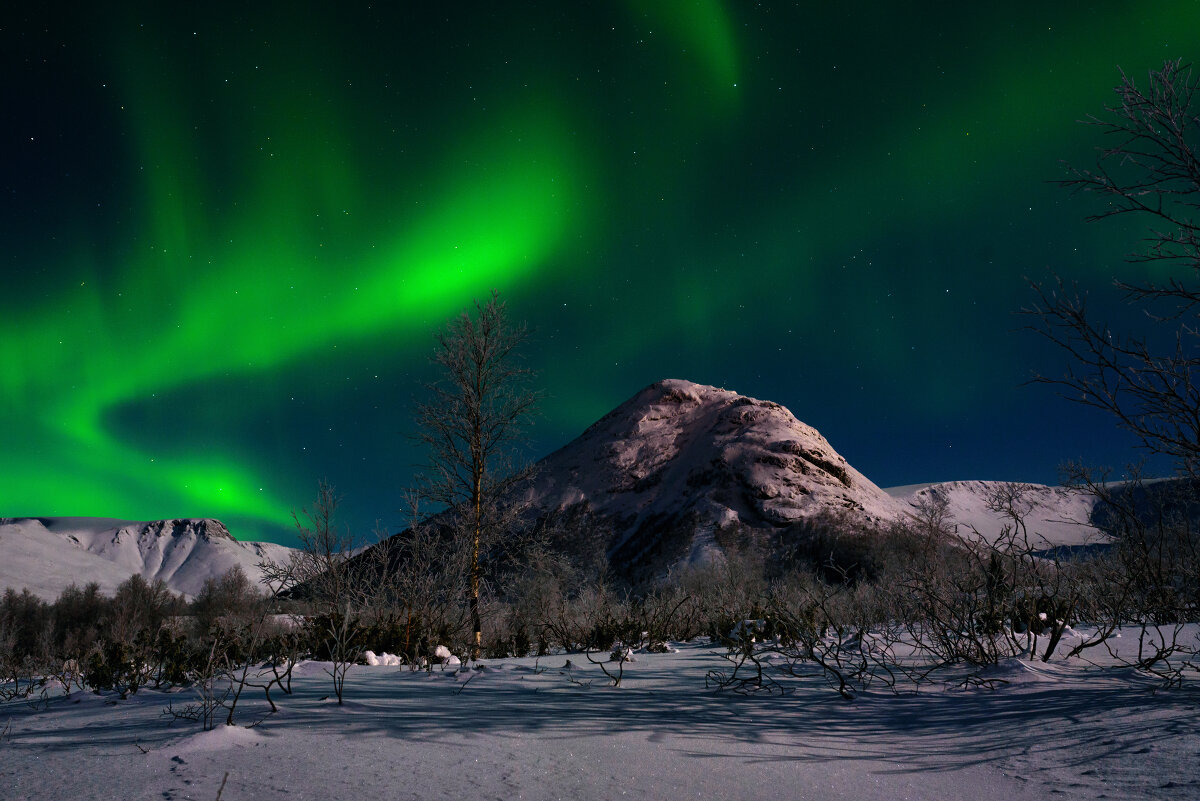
[3,380,1122,597]
[0,516,295,600]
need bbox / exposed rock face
[518,379,906,579]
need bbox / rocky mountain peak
[521,379,905,579]
[116,518,237,544]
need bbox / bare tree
[1024,59,1200,682]
[1028,59,1200,476]
[415,290,539,658]
[909,490,954,543]
[258,480,361,704]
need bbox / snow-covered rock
[516,379,906,578]
[0,516,296,600]
[431,644,462,666]
[363,650,405,666]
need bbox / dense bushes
[0,569,283,704]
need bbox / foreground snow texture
[3,640,1198,801]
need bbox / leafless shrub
[1059,466,1200,683]
[584,644,627,687]
[671,548,768,641]
[893,485,1089,671]
[164,606,291,729]
[539,579,631,653]
[705,626,786,696]
[363,506,473,665]
[258,480,364,704]
[632,582,697,648]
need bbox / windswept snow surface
[2,636,1197,801]
[0,517,296,600]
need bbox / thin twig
[214,771,230,801]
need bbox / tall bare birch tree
[415,290,538,658]
[1029,59,1200,476]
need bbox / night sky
[4,2,1197,545]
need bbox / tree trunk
[471,470,482,659]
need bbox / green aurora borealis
[4,2,1199,543]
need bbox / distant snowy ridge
[886,480,1106,548]
[0,516,296,600]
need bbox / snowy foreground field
[2,635,1198,801]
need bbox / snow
[0,518,144,601]
[2,635,1197,800]
[362,650,405,666]
[362,646,460,667]
[171,723,264,753]
[0,517,296,600]
[433,644,461,666]
[887,480,1105,547]
[518,379,909,580]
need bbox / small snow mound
[979,657,1068,684]
[363,650,405,666]
[431,645,461,666]
[429,642,460,671]
[990,658,1034,676]
[172,724,262,753]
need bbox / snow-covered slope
[0,517,296,600]
[518,379,907,576]
[886,481,1106,547]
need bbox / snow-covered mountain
[886,481,1106,548]
[0,517,296,601]
[517,379,908,577]
[513,380,1139,578]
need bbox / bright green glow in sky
[4,2,1199,542]
[2,10,593,533]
